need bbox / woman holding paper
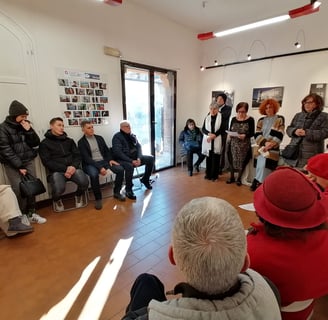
[226,102,255,185]
[251,98,285,191]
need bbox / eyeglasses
[304,100,315,104]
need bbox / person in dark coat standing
[216,93,232,174]
[78,120,126,209]
[39,117,89,212]
[0,100,46,224]
[284,93,328,169]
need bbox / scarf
[202,113,222,156]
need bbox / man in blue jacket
[78,120,126,209]
[112,120,154,200]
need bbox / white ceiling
[129,0,314,34]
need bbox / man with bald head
[112,120,154,200]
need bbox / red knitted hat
[254,167,328,229]
[306,153,328,180]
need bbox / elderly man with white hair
[112,120,154,200]
[122,197,281,320]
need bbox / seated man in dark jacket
[39,117,89,212]
[112,120,154,200]
[78,120,126,209]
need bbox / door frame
[120,60,177,171]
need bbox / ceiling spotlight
[214,60,218,66]
[200,66,205,71]
[294,41,301,49]
[247,54,252,61]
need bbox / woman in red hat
[247,166,328,320]
[305,153,328,191]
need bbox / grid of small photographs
[57,69,109,126]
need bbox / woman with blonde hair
[250,98,285,191]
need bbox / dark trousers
[219,134,228,173]
[48,169,89,201]
[119,155,154,192]
[84,160,125,200]
[122,273,166,320]
[186,148,205,172]
[205,151,221,180]
[4,161,36,214]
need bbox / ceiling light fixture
[214,60,218,66]
[294,29,306,50]
[200,66,205,71]
[247,54,252,61]
[197,1,321,40]
[294,42,301,49]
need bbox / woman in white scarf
[201,102,224,181]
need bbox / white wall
[197,4,328,149]
[0,0,201,145]
[0,0,327,166]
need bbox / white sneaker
[29,213,47,224]
[21,214,31,226]
[75,195,83,208]
[54,199,64,212]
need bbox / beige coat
[0,185,22,236]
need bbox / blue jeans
[48,169,89,201]
[84,160,125,200]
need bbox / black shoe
[204,175,210,180]
[95,199,103,209]
[114,193,126,202]
[140,178,152,190]
[250,179,261,191]
[188,171,193,176]
[194,165,200,172]
[226,178,235,184]
[126,191,137,200]
[8,216,34,233]
[236,179,242,186]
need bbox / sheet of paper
[226,130,239,137]
[238,203,255,211]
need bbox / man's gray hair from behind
[172,197,246,295]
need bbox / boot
[8,216,34,233]
[250,179,260,191]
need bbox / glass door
[121,61,176,171]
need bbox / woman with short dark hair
[284,93,328,168]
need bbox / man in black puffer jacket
[39,117,89,212]
[0,100,46,224]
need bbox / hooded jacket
[38,129,81,173]
[0,116,39,169]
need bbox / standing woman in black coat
[285,93,328,169]
[0,100,46,224]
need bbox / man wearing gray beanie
[0,100,46,224]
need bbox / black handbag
[20,173,46,198]
[281,143,301,160]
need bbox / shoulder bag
[20,173,46,198]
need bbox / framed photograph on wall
[252,86,284,108]
[310,83,327,105]
[212,90,234,107]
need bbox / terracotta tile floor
[0,167,327,319]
